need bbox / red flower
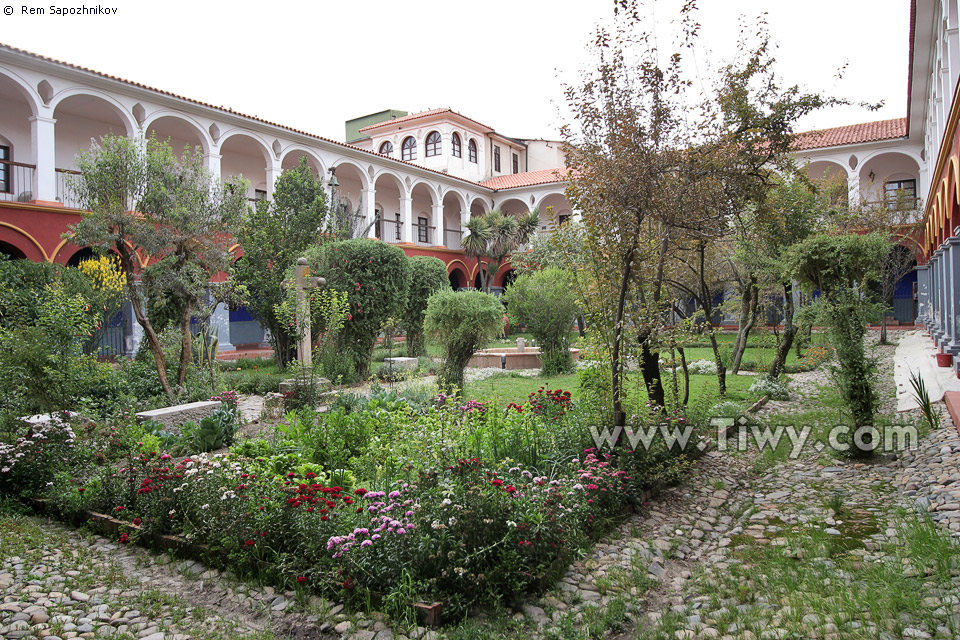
[504,485,517,494]
[297,576,307,583]
[115,505,125,512]
[132,517,142,526]
[491,478,504,487]
[119,532,129,544]
[354,487,368,496]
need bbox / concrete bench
[136,400,221,433]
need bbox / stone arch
[442,190,467,249]
[218,131,272,199]
[0,71,40,198]
[330,159,368,211]
[279,147,326,177]
[52,92,135,174]
[469,196,489,218]
[143,112,211,157]
[534,192,573,231]
[50,89,136,136]
[497,197,529,216]
[373,171,405,242]
[858,151,922,207]
[0,68,41,115]
[411,182,437,246]
[0,222,47,261]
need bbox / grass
[637,512,960,640]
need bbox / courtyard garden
[2,5,958,640]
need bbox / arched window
[402,136,417,161]
[425,131,442,157]
[379,141,394,156]
[468,139,478,164]
[451,132,462,158]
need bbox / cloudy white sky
[1,0,909,141]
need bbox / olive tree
[68,135,248,401]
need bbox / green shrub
[303,239,411,381]
[748,377,790,400]
[403,256,449,358]
[424,290,504,393]
[501,268,579,375]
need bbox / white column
[265,160,282,200]
[205,153,222,180]
[916,264,930,326]
[400,196,413,243]
[362,186,378,239]
[947,239,960,353]
[431,202,443,246]
[30,114,57,203]
[211,301,234,352]
[846,172,860,208]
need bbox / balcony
[444,228,463,250]
[379,218,404,244]
[56,168,82,208]
[415,223,436,247]
[0,159,36,203]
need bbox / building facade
[0,0,941,355]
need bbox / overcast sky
[1,0,910,142]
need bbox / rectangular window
[0,146,9,194]
[374,208,382,239]
[494,146,501,173]
[254,188,268,201]
[512,153,519,174]
[418,216,429,243]
[395,213,402,241]
[884,179,917,210]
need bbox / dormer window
[468,139,478,163]
[402,136,417,161]
[494,146,501,173]
[379,141,394,156]
[451,133,462,158]
[425,131,442,157]
[512,153,519,174]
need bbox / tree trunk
[730,276,758,374]
[678,345,690,407]
[612,247,636,427]
[768,282,797,380]
[176,300,194,387]
[577,313,586,338]
[879,306,888,345]
[639,341,665,408]
[708,330,726,397]
[119,250,175,402]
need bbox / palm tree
[462,209,540,292]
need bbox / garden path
[4,333,960,640]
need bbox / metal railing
[56,168,82,208]
[415,224,436,246]
[380,218,404,244]
[0,159,36,203]
[444,228,463,249]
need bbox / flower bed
[0,388,695,621]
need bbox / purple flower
[360,540,373,547]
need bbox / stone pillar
[205,153,222,181]
[931,251,942,336]
[946,239,960,353]
[431,202,443,246]
[211,301,234,352]
[400,196,413,243]
[30,114,57,203]
[916,264,930,326]
[846,173,860,208]
[942,241,956,350]
[265,160,282,200]
[362,187,378,239]
[122,300,143,357]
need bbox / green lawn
[464,369,758,406]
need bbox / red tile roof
[793,118,907,151]
[359,108,495,133]
[0,43,492,190]
[480,168,569,190]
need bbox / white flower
[506,520,517,528]
[201,504,210,510]
[441,498,452,506]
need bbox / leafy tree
[462,209,539,292]
[786,231,888,457]
[501,268,579,375]
[303,238,411,381]
[68,135,248,401]
[424,289,504,393]
[402,256,449,358]
[234,156,329,370]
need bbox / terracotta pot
[937,352,954,367]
